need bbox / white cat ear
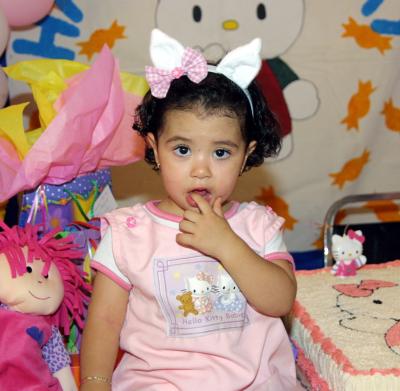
[355,230,363,236]
[184,277,189,291]
[149,28,185,70]
[332,234,341,245]
[215,37,262,89]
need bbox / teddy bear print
[176,291,199,317]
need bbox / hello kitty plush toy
[0,221,91,391]
[331,229,367,277]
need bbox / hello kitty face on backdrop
[155,0,304,61]
[155,0,319,160]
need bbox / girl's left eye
[214,149,230,159]
[174,145,191,156]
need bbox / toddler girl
[80,29,298,390]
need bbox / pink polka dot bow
[145,29,208,98]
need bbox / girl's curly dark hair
[133,72,282,172]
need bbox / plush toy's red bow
[347,229,365,244]
[333,279,397,297]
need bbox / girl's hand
[176,193,240,259]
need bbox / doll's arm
[53,366,77,391]
[80,272,129,391]
[42,326,76,390]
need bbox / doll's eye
[26,266,33,273]
[373,300,382,304]
[341,251,345,255]
[44,274,49,279]
[192,5,202,22]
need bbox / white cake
[290,260,400,391]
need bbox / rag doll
[0,221,91,390]
[331,229,367,277]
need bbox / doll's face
[0,252,64,316]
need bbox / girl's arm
[80,272,129,391]
[214,238,296,316]
[177,193,296,317]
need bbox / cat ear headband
[145,29,262,113]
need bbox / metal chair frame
[323,192,400,266]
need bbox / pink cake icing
[290,260,400,391]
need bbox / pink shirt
[92,201,298,390]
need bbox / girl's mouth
[186,189,211,207]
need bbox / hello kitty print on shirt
[185,272,214,314]
[214,273,245,313]
[153,254,248,337]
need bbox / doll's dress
[0,307,63,390]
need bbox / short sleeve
[261,206,295,268]
[91,228,132,290]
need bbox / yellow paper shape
[4,60,87,128]
[0,103,33,158]
[5,58,148,129]
[0,200,7,220]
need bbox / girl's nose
[191,159,211,179]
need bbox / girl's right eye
[174,145,191,157]
[26,266,33,273]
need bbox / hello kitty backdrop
[3,0,400,257]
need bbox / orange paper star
[77,20,127,60]
[329,149,370,189]
[381,99,400,133]
[342,17,392,54]
[364,200,400,222]
[341,81,375,130]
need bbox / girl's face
[148,109,256,216]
